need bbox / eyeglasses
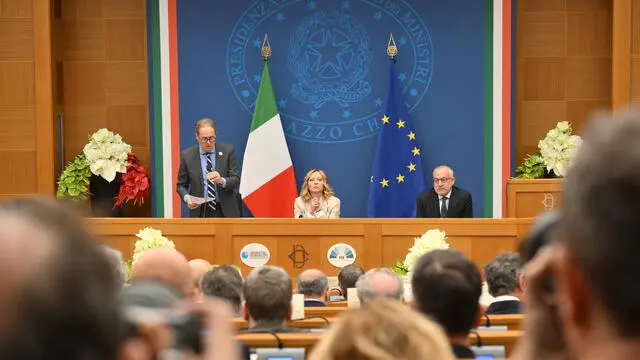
[433,177,451,184]
[199,136,216,143]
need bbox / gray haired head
[483,252,521,297]
[356,268,404,303]
[243,266,292,324]
[296,269,328,298]
[100,245,126,288]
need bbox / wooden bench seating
[232,310,525,331]
[235,330,523,357]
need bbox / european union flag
[367,59,427,218]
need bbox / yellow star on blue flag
[367,59,427,217]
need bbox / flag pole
[261,33,272,61]
[387,33,398,59]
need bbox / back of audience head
[338,264,364,298]
[356,267,404,303]
[309,300,455,360]
[484,251,522,298]
[242,265,292,328]
[131,248,193,298]
[411,249,482,338]
[201,265,243,313]
[188,258,212,299]
[101,245,126,288]
[511,210,571,360]
[550,112,640,355]
[297,269,328,302]
[0,198,120,360]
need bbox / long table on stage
[88,218,534,277]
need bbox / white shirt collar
[438,190,452,200]
[492,295,520,303]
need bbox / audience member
[0,198,120,359]
[356,268,404,303]
[412,249,482,359]
[201,265,243,315]
[331,264,364,301]
[510,211,573,360]
[188,258,212,299]
[483,252,522,314]
[309,300,455,360]
[531,112,640,360]
[130,248,193,298]
[242,266,297,333]
[101,244,127,288]
[297,269,329,307]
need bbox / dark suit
[176,144,241,218]
[485,300,521,315]
[451,343,476,359]
[304,299,326,307]
[244,325,304,333]
[416,186,473,218]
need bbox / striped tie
[205,153,216,211]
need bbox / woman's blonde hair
[309,300,455,360]
[300,169,335,201]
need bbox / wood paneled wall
[0,1,39,199]
[631,0,640,106]
[516,0,613,164]
[59,0,150,216]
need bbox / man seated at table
[356,268,405,303]
[188,258,212,300]
[201,265,243,316]
[297,269,329,307]
[242,266,300,333]
[330,264,365,302]
[484,252,522,315]
[412,249,482,359]
[416,165,473,218]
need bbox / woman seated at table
[294,169,341,218]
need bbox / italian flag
[240,61,298,217]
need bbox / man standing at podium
[177,118,241,218]
[416,165,473,218]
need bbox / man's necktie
[205,153,216,212]
[440,197,448,218]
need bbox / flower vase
[543,169,559,179]
[89,174,123,217]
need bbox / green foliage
[125,259,132,281]
[515,153,546,179]
[56,154,92,201]
[390,261,409,276]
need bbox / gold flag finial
[261,34,272,60]
[387,33,398,59]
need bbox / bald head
[189,259,212,288]
[297,269,328,300]
[357,268,404,303]
[131,248,192,296]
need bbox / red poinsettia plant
[113,154,150,209]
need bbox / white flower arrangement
[392,229,450,276]
[131,227,175,265]
[83,128,132,182]
[538,121,582,177]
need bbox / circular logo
[226,0,434,144]
[327,243,357,268]
[239,243,271,267]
